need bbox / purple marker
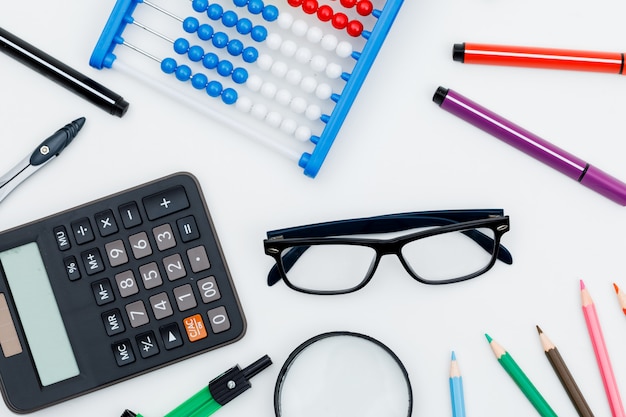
[433,86,626,206]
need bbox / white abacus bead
[291,19,308,37]
[275,89,293,106]
[310,55,328,72]
[271,61,289,78]
[280,118,298,135]
[257,54,274,71]
[336,41,353,58]
[280,40,298,57]
[306,26,323,44]
[251,103,268,120]
[236,96,253,113]
[295,47,312,64]
[266,111,282,128]
[260,82,277,99]
[305,104,322,121]
[295,125,312,141]
[321,34,338,52]
[300,76,317,93]
[285,69,303,85]
[247,74,263,92]
[290,97,307,114]
[326,63,343,79]
[266,33,282,50]
[316,83,333,100]
[277,12,294,30]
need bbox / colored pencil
[580,280,626,417]
[485,334,557,417]
[449,351,466,417]
[613,283,626,315]
[536,326,595,417]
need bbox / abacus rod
[133,20,176,44]
[143,0,184,23]
[122,41,162,63]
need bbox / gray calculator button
[112,340,135,366]
[129,232,152,259]
[207,306,230,333]
[152,224,176,251]
[95,210,118,237]
[187,246,210,273]
[139,262,163,289]
[125,300,149,328]
[197,277,221,303]
[143,186,190,220]
[115,270,139,298]
[163,254,186,281]
[105,240,128,267]
[102,309,125,336]
[149,292,173,320]
[71,217,95,244]
[173,284,197,311]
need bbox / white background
[2,1,626,416]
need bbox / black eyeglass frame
[263,209,512,295]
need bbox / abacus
[90,0,403,177]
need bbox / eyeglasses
[263,209,512,295]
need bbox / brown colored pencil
[537,326,595,417]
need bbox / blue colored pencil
[450,351,467,417]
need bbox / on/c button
[0,293,23,357]
[183,314,207,342]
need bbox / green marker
[122,355,272,417]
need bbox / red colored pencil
[613,283,626,315]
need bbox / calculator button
[112,340,135,366]
[197,277,221,303]
[177,216,200,242]
[125,300,149,328]
[187,246,210,273]
[71,218,95,245]
[95,210,118,237]
[105,240,129,267]
[173,284,197,311]
[152,224,176,251]
[63,256,81,281]
[115,270,139,298]
[81,248,105,275]
[136,331,160,359]
[119,202,142,229]
[207,306,230,333]
[102,309,125,336]
[163,254,186,281]
[53,226,71,251]
[159,323,183,350]
[129,232,152,259]
[92,279,115,306]
[149,292,174,320]
[143,186,190,221]
[183,314,208,342]
[139,262,163,290]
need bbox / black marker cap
[453,43,465,62]
[432,86,449,106]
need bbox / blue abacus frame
[90,0,404,178]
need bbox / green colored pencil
[485,334,558,417]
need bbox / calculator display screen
[0,242,80,386]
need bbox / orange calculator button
[183,314,207,342]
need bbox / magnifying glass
[274,331,413,417]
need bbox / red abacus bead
[317,5,334,21]
[287,0,303,6]
[302,0,318,14]
[356,0,373,16]
[346,20,363,37]
[340,0,357,8]
[332,12,349,29]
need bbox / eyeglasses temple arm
[463,230,513,264]
[267,246,308,286]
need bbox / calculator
[0,172,246,413]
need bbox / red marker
[453,42,625,75]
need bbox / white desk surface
[2,1,626,416]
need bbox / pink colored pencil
[613,283,626,315]
[580,280,626,417]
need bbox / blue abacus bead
[183,17,200,33]
[262,5,279,22]
[197,24,214,41]
[233,0,247,6]
[206,80,223,97]
[175,65,192,81]
[207,4,224,20]
[202,52,219,69]
[236,18,253,35]
[217,60,234,77]
[250,25,268,42]
[241,46,259,63]
[212,32,229,48]
[231,67,248,84]
[222,10,238,27]
[174,38,190,54]
[188,45,205,62]
[247,0,264,15]
[191,73,209,89]
[192,0,209,12]
[160,57,178,74]
[227,39,244,56]
[222,88,238,105]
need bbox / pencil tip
[451,351,456,360]
[485,333,493,342]
[614,283,620,294]
[580,279,586,290]
[536,325,543,334]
